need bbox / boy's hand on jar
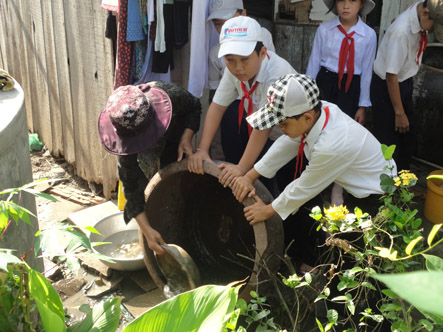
[232,175,255,202]
[218,163,245,187]
[188,149,212,174]
[244,195,276,225]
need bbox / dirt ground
[30,149,106,197]
[29,149,142,330]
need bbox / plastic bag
[29,133,43,151]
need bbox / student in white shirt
[232,74,395,273]
[371,0,443,171]
[306,0,377,206]
[188,16,296,192]
[206,0,276,167]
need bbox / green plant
[0,180,121,332]
[277,145,443,331]
[121,281,242,332]
[233,291,282,332]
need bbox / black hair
[326,1,336,14]
[254,41,264,55]
[236,9,244,14]
[290,101,323,120]
[423,0,428,7]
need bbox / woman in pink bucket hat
[98,82,201,254]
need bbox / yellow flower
[395,170,418,186]
[324,205,349,221]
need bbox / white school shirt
[306,16,377,107]
[208,27,276,90]
[254,102,396,220]
[212,51,297,140]
[374,2,425,82]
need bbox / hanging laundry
[101,0,119,11]
[188,0,219,97]
[152,4,174,73]
[114,0,132,89]
[127,0,145,41]
[174,0,190,49]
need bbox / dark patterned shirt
[118,81,201,222]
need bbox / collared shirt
[254,101,396,220]
[208,27,276,90]
[213,51,296,140]
[374,1,425,82]
[306,16,377,107]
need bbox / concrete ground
[32,149,442,330]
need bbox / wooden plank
[30,2,53,151]
[49,185,105,206]
[64,0,98,181]
[14,0,39,133]
[274,24,304,73]
[41,1,63,156]
[0,1,11,71]
[63,0,118,197]
[90,0,119,197]
[51,0,76,162]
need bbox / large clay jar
[139,160,284,298]
[414,43,443,166]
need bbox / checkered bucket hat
[247,74,320,130]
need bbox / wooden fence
[1,0,119,197]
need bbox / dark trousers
[316,67,361,118]
[283,194,325,267]
[370,74,415,171]
[276,156,325,267]
[220,100,277,195]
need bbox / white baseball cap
[218,16,263,57]
[207,0,244,22]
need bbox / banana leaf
[67,297,121,332]
[373,271,443,317]
[122,282,243,332]
[28,269,66,332]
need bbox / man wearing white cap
[189,16,296,193]
[232,74,395,272]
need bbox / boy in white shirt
[232,74,395,272]
[371,0,443,171]
[188,16,296,191]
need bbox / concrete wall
[0,80,43,271]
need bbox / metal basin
[89,212,145,271]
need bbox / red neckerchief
[238,53,270,136]
[417,30,428,65]
[294,106,330,179]
[239,81,259,136]
[337,25,355,93]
